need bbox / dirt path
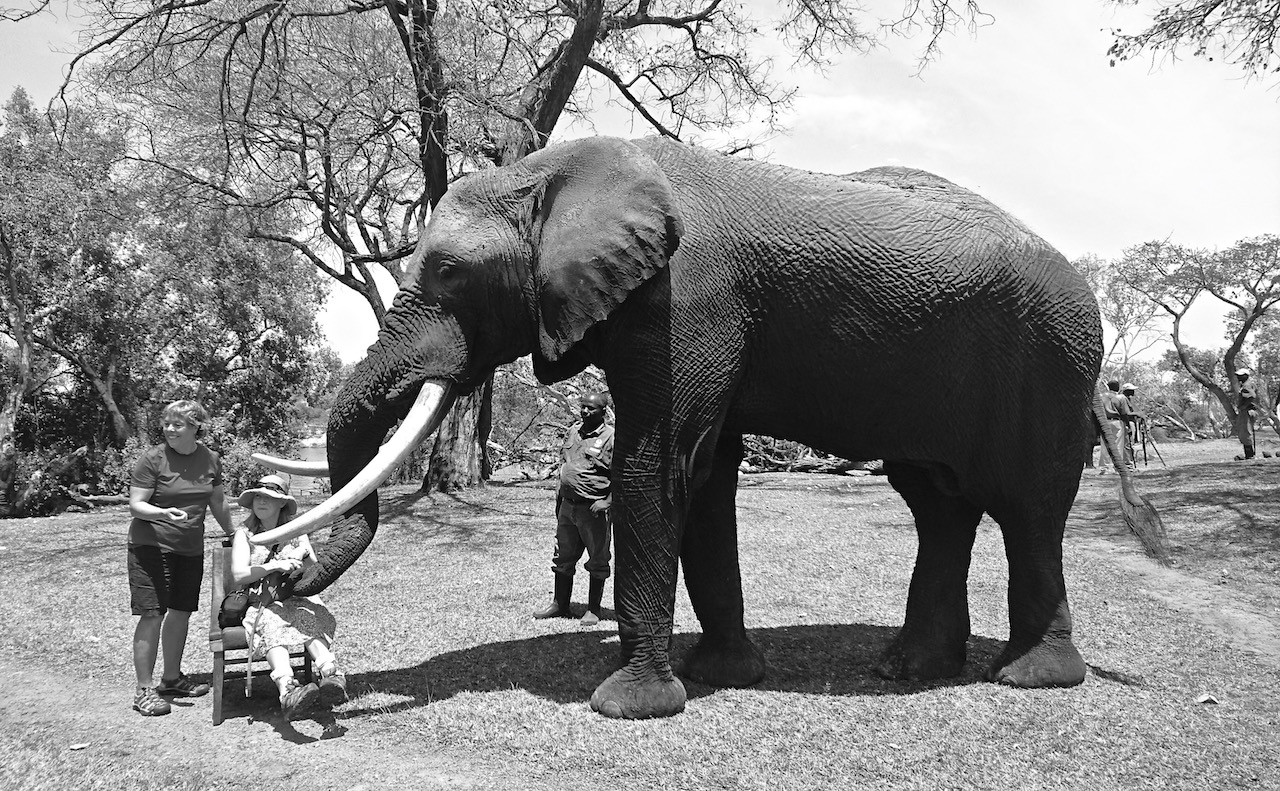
[0,662,510,790]
[1074,536,1280,666]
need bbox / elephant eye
[437,263,461,283]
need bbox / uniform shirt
[1103,391,1131,422]
[1239,382,1257,412]
[128,442,224,556]
[558,422,614,501]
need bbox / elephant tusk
[250,381,456,545]
[252,453,330,478]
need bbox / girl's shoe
[279,679,319,719]
[318,666,348,705]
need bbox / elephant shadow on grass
[339,624,1009,718]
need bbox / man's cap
[1236,368,1251,376]
[580,392,609,408]
[1121,383,1136,391]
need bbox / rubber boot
[1244,445,1256,459]
[533,573,572,619]
[580,577,605,626]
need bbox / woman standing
[127,400,234,716]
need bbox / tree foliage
[0,87,338,509]
[1075,251,1165,367]
[1105,0,1280,83]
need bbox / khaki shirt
[1239,382,1257,413]
[1103,391,1131,422]
[559,422,614,501]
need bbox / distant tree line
[1078,234,1280,440]
[0,89,342,514]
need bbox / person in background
[127,400,234,716]
[231,474,346,719]
[1234,368,1258,461]
[1121,383,1141,470]
[1098,380,1129,474]
[0,442,17,516]
[534,392,614,626]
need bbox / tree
[1105,0,1280,83]
[1118,234,1280,437]
[0,88,130,445]
[1074,252,1164,368]
[6,0,995,489]
[1,85,333,462]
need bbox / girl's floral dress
[241,531,336,659]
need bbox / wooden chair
[208,542,312,725]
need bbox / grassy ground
[0,436,1277,790]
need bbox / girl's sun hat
[237,474,298,518]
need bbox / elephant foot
[985,637,1086,688]
[678,634,766,688]
[873,632,966,681]
[589,667,687,719]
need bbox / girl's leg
[266,646,296,695]
[307,638,348,703]
[305,637,337,671]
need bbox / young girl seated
[231,474,347,718]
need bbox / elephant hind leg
[876,462,983,681]
[984,497,1086,688]
[677,432,767,688]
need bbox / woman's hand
[161,507,188,523]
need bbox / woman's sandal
[133,686,172,716]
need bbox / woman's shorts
[129,544,204,615]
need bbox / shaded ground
[1,436,1278,790]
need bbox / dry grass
[0,435,1277,789]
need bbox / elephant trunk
[253,373,457,594]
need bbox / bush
[98,436,151,496]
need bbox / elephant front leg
[589,479,687,719]
[678,432,766,688]
[876,464,982,681]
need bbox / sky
[2,2,1277,364]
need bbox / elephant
[253,135,1167,720]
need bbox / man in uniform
[534,392,613,626]
[1120,383,1140,470]
[1099,380,1131,473]
[1235,369,1258,460]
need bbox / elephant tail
[1091,392,1172,567]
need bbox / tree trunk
[424,377,492,492]
[0,230,37,446]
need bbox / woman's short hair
[163,400,209,438]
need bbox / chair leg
[303,650,314,683]
[212,652,225,726]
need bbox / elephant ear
[530,137,683,362]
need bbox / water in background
[290,441,329,496]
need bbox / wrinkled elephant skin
[308,136,1165,719]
